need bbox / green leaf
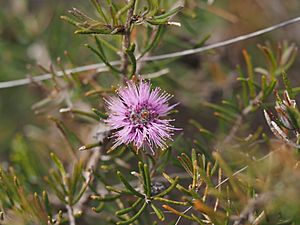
[221,100,240,113]
[263,79,277,98]
[116,202,147,225]
[146,18,169,25]
[192,149,198,189]
[237,65,249,106]
[151,204,165,221]
[50,153,66,177]
[92,108,108,120]
[203,102,237,120]
[282,44,298,71]
[44,175,66,203]
[86,43,121,73]
[48,116,82,155]
[153,6,183,20]
[70,162,83,199]
[42,191,52,217]
[60,16,79,27]
[154,176,179,197]
[72,172,92,205]
[95,36,107,61]
[90,0,109,23]
[287,107,300,132]
[146,0,159,16]
[11,134,42,181]
[116,0,135,20]
[189,120,214,140]
[92,202,105,213]
[153,197,188,206]
[138,162,151,197]
[126,43,137,76]
[116,198,143,216]
[143,164,151,197]
[242,49,255,98]
[60,108,100,121]
[91,194,121,202]
[155,147,172,173]
[162,173,196,198]
[117,171,144,198]
[258,45,277,76]
[282,71,293,98]
[177,155,193,177]
[193,34,211,49]
[139,25,165,59]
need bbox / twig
[66,204,76,225]
[1,16,300,89]
[75,146,102,212]
[73,123,110,214]
[120,0,136,78]
[252,210,265,225]
[62,173,76,225]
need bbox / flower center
[129,108,152,125]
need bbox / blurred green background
[1,0,300,158]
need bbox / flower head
[105,79,178,154]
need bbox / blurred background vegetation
[1,0,300,224]
[0,0,299,150]
[1,0,300,157]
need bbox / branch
[74,124,110,213]
[120,0,136,78]
[1,16,300,89]
[66,204,76,225]
[74,147,102,212]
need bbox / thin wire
[1,16,300,89]
[145,16,300,61]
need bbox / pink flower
[105,79,178,154]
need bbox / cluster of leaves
[1,1,300,225]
